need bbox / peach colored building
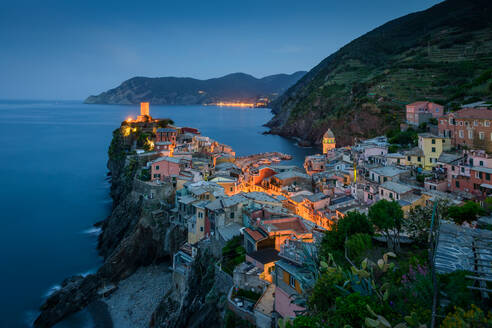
[406,101,444,125]
[438,108,492,152]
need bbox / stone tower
[140,102,150,116]
[322,128,336,154]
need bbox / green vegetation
[369,200,403,251]
[224,310,255,328]
[221,235,245,275]
[320,211,373,264]
[108,128,126,162]
[139,168,150,181]
[158,119,175,128]
[386,128,418,148]
[273,0,492,143]
[232,288,261,302]
[447,201,485,225]
[296,199,491,327]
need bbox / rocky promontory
[34,128,187,327]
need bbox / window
[468,130,473,139]
[459,130,464,138]
[381,189,384,196]
[432,147,436,152]
[383,177,388,182]
[407,156,411,161]
[480,161,484,166]
[459,121,463,126]
[487,173,491,181]
[456,181,460,188]
[441,120,445,125]
[479,172,483,179]
[389,193,393,199]
[432,139,436,144]
[418,157,421,162]
[290,275,296,288]
[452,166,455,171]
[479,132,485,140]
[200,226,204,232]
[474,183,480,190]
[474,120,478,126]
[155,165,160,170]
[230,212,235,219]
[230,187,233,192]
[461,167,465,173]
[476,172,480,179]
[485,120,490,127]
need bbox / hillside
[266,0,492,146]
[85,71,306,105]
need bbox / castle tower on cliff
[136,102,151,122]
[140,102,150,116]
[322,128,336,154]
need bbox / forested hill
[85,71,306,105]
[266,0,492,146]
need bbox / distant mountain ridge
[85,71,306,105]
[267,0,492,146]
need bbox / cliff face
[34,130,186,328]
[267,0,492,146]
[85,71,306,105]
[150,250,230,328]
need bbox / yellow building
[322,129,336,154]
[187,201,208,245]
[405,133,451,170]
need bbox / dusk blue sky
[0,0,441,100]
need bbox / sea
[0,100,318,328]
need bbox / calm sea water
[0,100,317,327]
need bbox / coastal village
[116,102,491,327]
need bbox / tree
[321,211,374,253]
[447,201,485,225]
[369,200,403,251]
[404,200,450,245]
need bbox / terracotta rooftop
[260,217,308,234]
[451,107,492,120]
[244,228,266,242]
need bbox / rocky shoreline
[33,130,187,328]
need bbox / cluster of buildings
[123,101,491,327]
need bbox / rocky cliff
[34,129,187,328]
[85,71,306,105]
[267,0,492,146]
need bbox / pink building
[149,156,182,181]
[406,101,444,126]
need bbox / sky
[0,0,442,100]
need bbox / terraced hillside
[267,0,492,146]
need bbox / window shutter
[283,270,290,285]
[295,279,302,294]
